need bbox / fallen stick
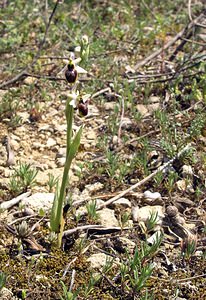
[134,11,205,70]
[97,144,192,210]
[0,191,31,210]
[0,0,61,89]
[63,225,130,236]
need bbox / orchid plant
[50,36,90,247]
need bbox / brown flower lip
[65,63,78,83]
[78,99,89,116]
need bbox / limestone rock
[112,198,131,209]
[87,253,113,270]
[46,137,56,148]
[132,205,164,225]
[104,102,117,111]
[143,190,163,205]
[116,237,136,253]
[136,104,148,116]
[21,192,54,212]
[85,182,104,193]
[24,76,37,85]
[182,165,193,178]
[0,288,16,300]
[98,208,119,227]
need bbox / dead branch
[0,0,61,89]
[134,10,205,70]
[97,144,192,210]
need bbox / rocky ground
[0,1,206,299]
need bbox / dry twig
[0,0,61,89]
[97,144,192,210]
[134,11,205,69]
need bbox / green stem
[56,102,74,246]
[66,100,73,154]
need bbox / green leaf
[68,126,83,160]
[50,182,60,232]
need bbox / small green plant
[86,200,99,223]
[0,89,21,121]
[82,274,100,298]
[164,171,178,197]
[60,281,78,300]
[140,289,154,300]
[105,150,119,179]
[16,220,30,239]
[153,171,164,188]
[21,289,27,299]
[189,112,206,139]
[128,263,154,293]
[118,233,163,296]
[75,235,89,257]
[181,235,197,261]
[118,211,131,232]
[9,162,38,195]
[0,272,6,291]
[145,211,158,233]
[102,257,115,274]
[47,173,59,192]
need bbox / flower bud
[65,62,78,84]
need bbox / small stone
[54,124,67,132]
[136,104,148,116]
[87,253,113,270]
[143,191,161,200]
[182,165,193,178]
[56,148,66,158]
[86,131,96,140]
[112,198,131,209]
[24,76,37,85]
[35,171,49,186]
[148,103,160,113]
[88,104,99,116]
[21,192,54,212]
[23,207,35,216]
[116,237,136,253]
[104,102,117,111]
[85,182,104,193]
[56,157,65,167]
[38,124,54,133]
[166,206,178,218]
[176,179,187,192]
[121,117,133,130]
[33,142,44,150]
[98,208,119,227]
[9,139,19,151]
[0,287,14,300]
[143,190,163,204]
[176,179,194,193]
[149,96,160,103]
[46,137,56,148]
[132,205,164,225]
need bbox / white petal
[76,65,87,74]
[69,99,76,107]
